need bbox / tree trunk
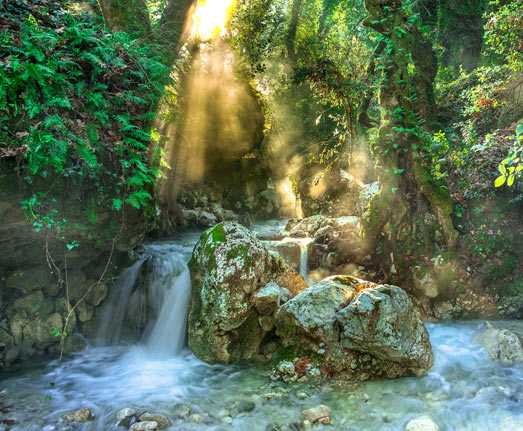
[361,0,458,263]
[286,0,303,62]
[97,0,151,35]
[159,0,196,51]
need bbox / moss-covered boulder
[275,275,433,379]
[188,222,307,363]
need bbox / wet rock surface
[477,322,523,364]
[276,275,433,379]
[404,415,440,431]
[62,407,94,423]
[285,215,365,272]
[188,222,307,363]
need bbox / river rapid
[1,223,522,431]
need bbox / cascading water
[96,259,145,345]
[146,251,191,356]
[96,239,196,353]
[297,238,313,280]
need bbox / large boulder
[188,222,307,363]
[275,275,433,379]
[338,284,433,374]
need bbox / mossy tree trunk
[361,0,458,274]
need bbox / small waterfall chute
[297,237,313,280]
[96,259,145,345]
[146,252,192,356]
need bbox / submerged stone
[302,405,331,424]
[138,413,170,429]
[477,322,523,364]
[405,415,439,431]
[63,407,94,423]
[129,421,159,431]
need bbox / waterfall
[146,252,191,356]
[299,241,308,279]
[95,242,193,356]
[97,259,145,345]
[298,238,313,280]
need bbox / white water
[96,259,145,345]
[147,258,191,356]
[297,237,312,279]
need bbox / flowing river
[1,224,522,431]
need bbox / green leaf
[112,198,123,211]
[494,175,506,187]
[66,240,80,251]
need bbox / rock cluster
[0,163,141,369]
[276,275,433,379]
[285,215,366,271]
[0,268,108,367]
[115,408,171,430]
[188,222,433,380]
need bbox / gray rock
[338,284,433,375]
[477,323,523,364]
[276,276,359,346]
[237,400,256,413]
[63,408,94,423]
[276,275,433,378]
[188,222,306,363]
[302,405,331,424]
[138,413,170,429]
[85,282,108,307]
[129,421,159,431]
[173,404,191,419]
[265,240,302,271]
[116,407,137,427]
[405,416,439,431]
[189,413,204,423]
[253,282,291,315]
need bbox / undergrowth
[0,2,171,242]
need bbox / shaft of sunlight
[190,0,236,41]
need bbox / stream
[1,223,522,431]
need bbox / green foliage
[494,124,523,187]
[0,9,170,241]
[484,0,523,71]
[231,0,371,168]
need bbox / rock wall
[0,161,144,368]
